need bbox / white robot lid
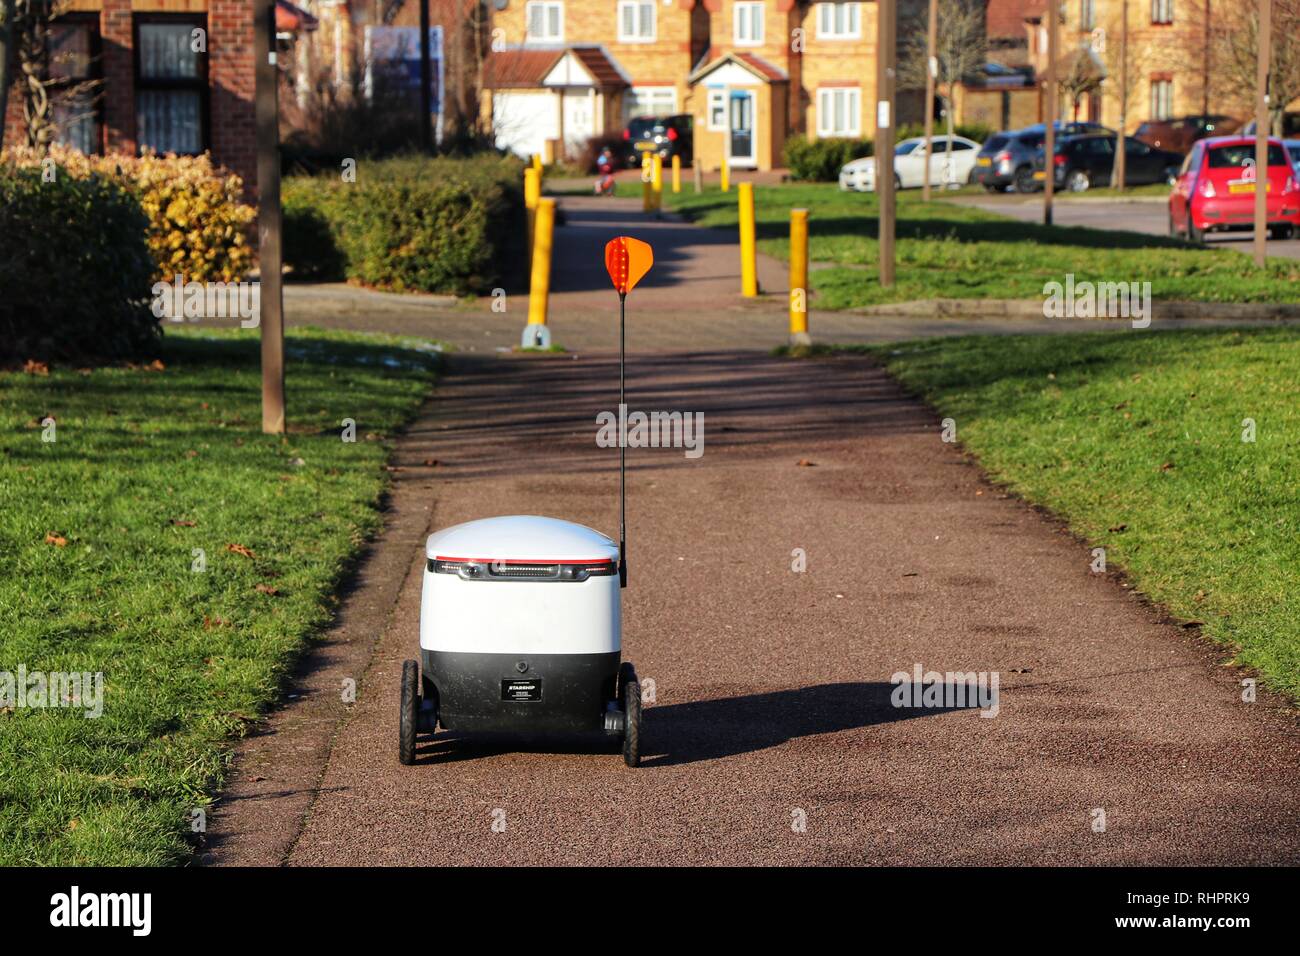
[425,515,619,563]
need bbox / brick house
[0,1,317,191]
[482,0,920,171]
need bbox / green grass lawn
[858,327,1300,701]
[0,327,437,864]
[644,182,1300,309]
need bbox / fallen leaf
[288,457,306,467]
[254,583,281,597]
[185,450,199,459]
[169,519,196,527]
[1159,461,1175,472]
[423,458,439,467]
[902,571,919,577]
[67,819,80,831]
[203,615,228,629]
[1108,523,1128,533]
[796,458,817,467]
[23,359,49,376]
[45,533,68,547]
[226,543,256,559]
[147,359,166,371]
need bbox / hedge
[0,167,157,361]
[282,155,528,294]
[783,135,873,181]
[1,146,255,283]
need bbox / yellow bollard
[641,150,653,212]
[671,154,681,193]
[720,153,729,193]
[789,208,810,345]
[532,152,543,174]
[527,197,555,329]
[524,166,541,267]
[652,154,663,211]
[738,182,757,297]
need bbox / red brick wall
[208,0,256,190]
[1,1,256,193]
[101,0,135,152]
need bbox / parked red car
[1169,136,1300,242]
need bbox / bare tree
[1057,44,1103,122]
[899,0,986,185]
[11,0,99,153]
[1182,0,1300,133]
[0,0,14,147]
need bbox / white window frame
[816,2,861,40]
[1150,0,1173,24]
[706,88,727,130]
[525,1,564,44]
[1150,78,1173,121]
[617,0,656,43]
[734,2,765,45]
[816,87,861,137]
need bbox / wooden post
[1254,0,1271,267]
[921,0,937,202]
[256,0,285,435]
[877,0,896,287]
[1112,0,1127,190]
[693,162,703,193]
[1044,0,1057,225]
[419,0,432,151]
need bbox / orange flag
[604,236,654,296]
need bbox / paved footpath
[204,195,1300,866]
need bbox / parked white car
[839,135,983,192]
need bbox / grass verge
[0,327,438,864]
[855,326,1300,701]
[644,182,1300,309]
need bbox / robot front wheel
[398,659,420,766]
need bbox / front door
[728,90,756,167]
[562,89,595,160]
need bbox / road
[954,193,1300,261]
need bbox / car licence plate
[1033,170,1046,180]
[976,157,991,166]
[1228,181,1258,194]
[635,141,655,152]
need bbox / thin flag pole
[618,291,627,588]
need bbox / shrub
[282,154,528,294]
[0,167,158,361]
[1,145,256,283]
[783,135,873,181]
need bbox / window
[624,87,676,122]
[1080,0,1095,29]
[816,2,861,39]
[1150,78,1172,120]
[617,1,655,42]
[707,89,727,130]
[49,17,101,154]
[734,2,764,45]
[135,17,207,155]
[526,1,564,43]
[1151,0,1173,24]
[817,87,860,136]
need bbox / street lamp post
[877,0,896,286]
[1044,0,1058,225]
[922,0,937,203]
[256,0,286,435]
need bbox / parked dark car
[622,114,693,168]
[972,122,1114,193]
[1135,115,1240,153]
[1242,113,1300,139]
[1033,133,1184,191]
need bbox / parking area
[951,193,1300,261]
